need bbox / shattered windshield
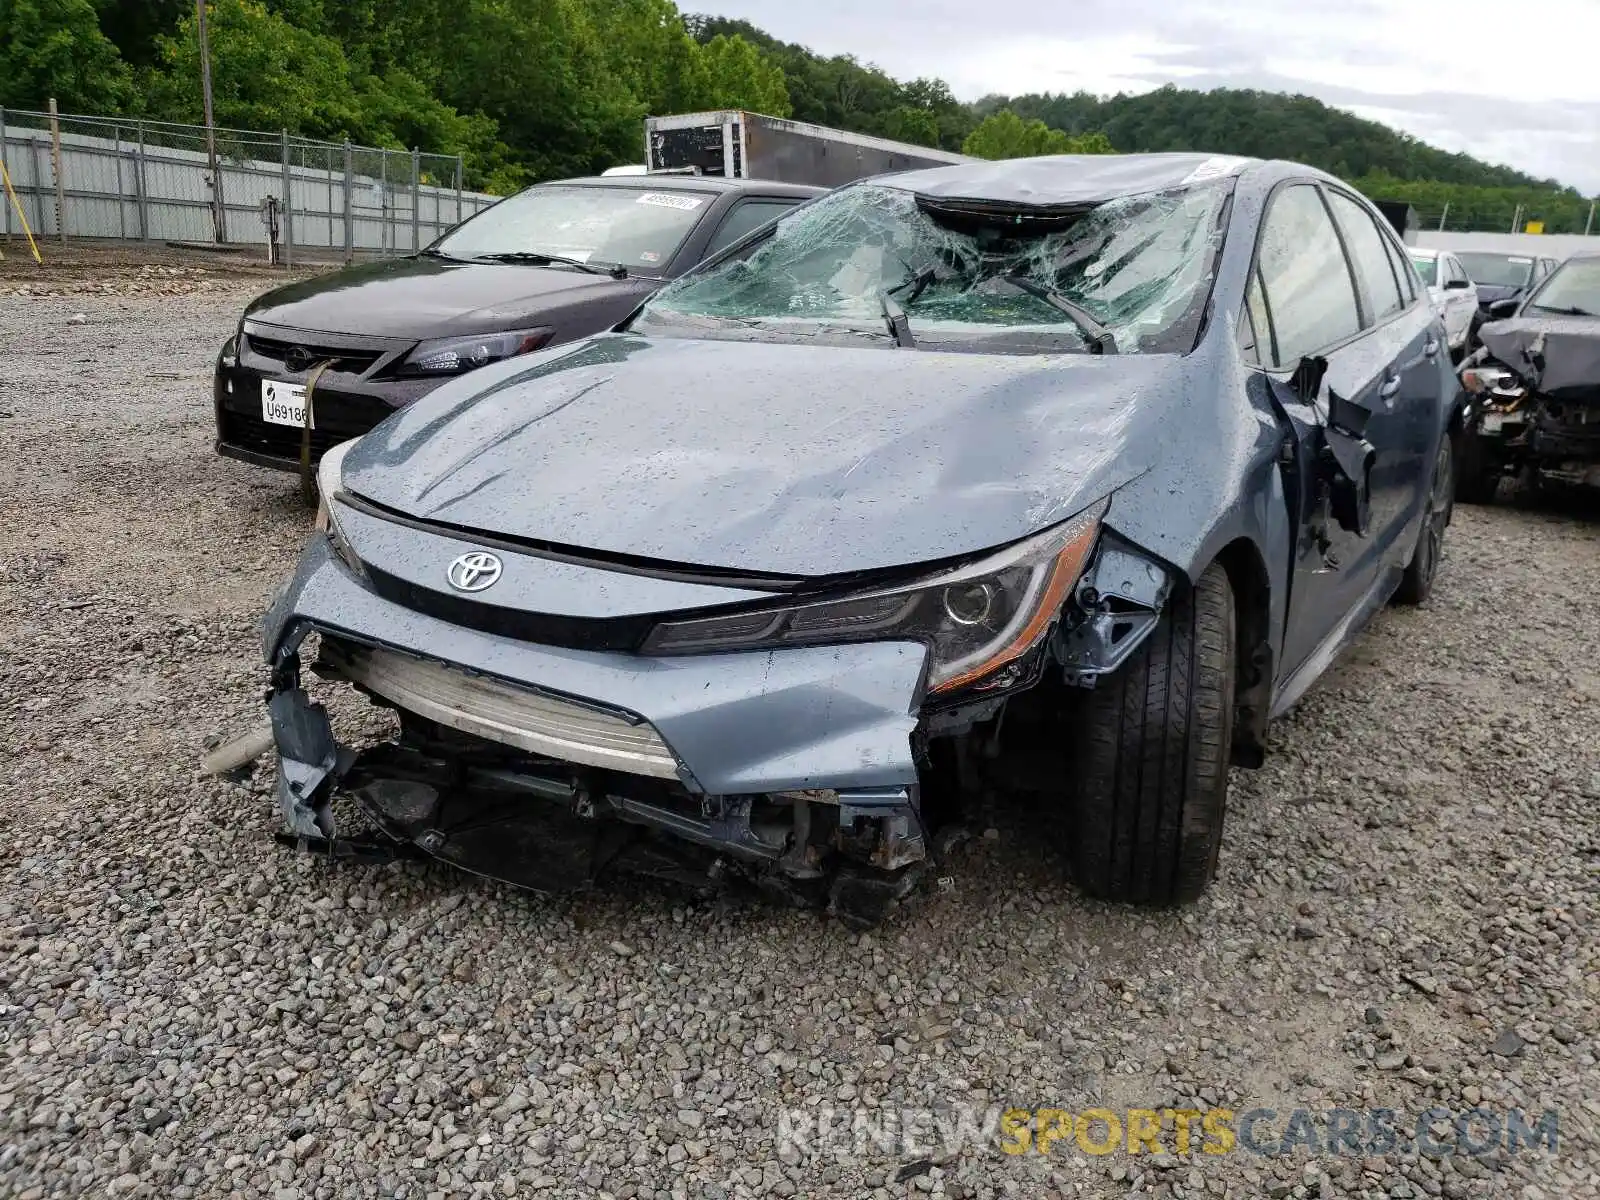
[632,181,1230,354]
[1409,255,1438,286]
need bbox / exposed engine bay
[1460,318,1600,493]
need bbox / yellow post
[0,161,42,263]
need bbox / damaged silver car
[248,154,1461,927]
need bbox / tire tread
[1068,563,1236,905]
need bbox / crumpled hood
[1480,315,1600,400]
[244,255,655,339]
[343,334,1184,577]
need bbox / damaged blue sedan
[256,153,1461,927]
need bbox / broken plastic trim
[1055,537,1174,687]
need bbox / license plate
[262,380,310,428]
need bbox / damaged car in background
[1455,252,1600,502]
[234,153,1461,928]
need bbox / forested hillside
[2,0,1592,228]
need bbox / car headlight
[313,439,365,577]
[1460,365,1525,400]
[640,503,1105,695]
[396,327,554,376]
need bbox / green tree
[148,0,365,134]
[90,0,186,68]
[0,0,133,111]
[962,109,1112,159]
[882,105,939,147]
[683,33,790,116]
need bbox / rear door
[1243,182,1425,683]
[1324,187,1440,537]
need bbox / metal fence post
[343,138,354,262]
[30,135,47,237]
[134,121,148,241]
[1586,200,1596,238]
[113,125,127,240]
[378,147,387,256]
[411,148,421,252]
[454,156,463,226]
[0,107,9,240]
[47,98,66,242]
[280,129,293,269]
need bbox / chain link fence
[0,107,498,265]
[1397,200,1599,237]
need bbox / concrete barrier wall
[1414,231,1598,261]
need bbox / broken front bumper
[261,536,932,911]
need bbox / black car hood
[244,255,657,339]
[343,334,1182,577]
[1480,315,1600,400]
[1474,283,1524,308]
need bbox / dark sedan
[250,154,1462,927]
[1455,250,1559,348]
[213,174,820,472]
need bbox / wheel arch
[1210,537,1273,768]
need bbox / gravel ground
[1,281,1597,1200]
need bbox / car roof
[1407,247,1441,259]
[539,175,823,199]
[871,152,1262,206]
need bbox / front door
[1242,182,1427,687]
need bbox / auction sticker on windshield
[636,192,704,210]
[262,380,310,428]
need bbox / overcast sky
[701,0,1600,194]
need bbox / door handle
[1424,337,1440,358]
[1379,374,1401,401]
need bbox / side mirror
[1445,278,1471,290]
[1488,298,1520,319]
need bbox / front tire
[1066,562,1236,905]
[1395,436,1453,604]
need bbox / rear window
[1456,252,1535,288]
[1409,255,1437,286]
[433,185,714,272]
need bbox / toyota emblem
[447,551,502,592]
[283,345,315,372]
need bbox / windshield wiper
[416,247,469,261]
[879,289,916,349]
[1532,304,1599,318]
[888,265,939,306]
[472,251,625,279]
[1004,275,1118,354]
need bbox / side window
[1244,269,1275,366]
[1326,190,1405,322]
[703,200,797,257]
[1255,184,1362,368]
[1383,232,1418,302]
